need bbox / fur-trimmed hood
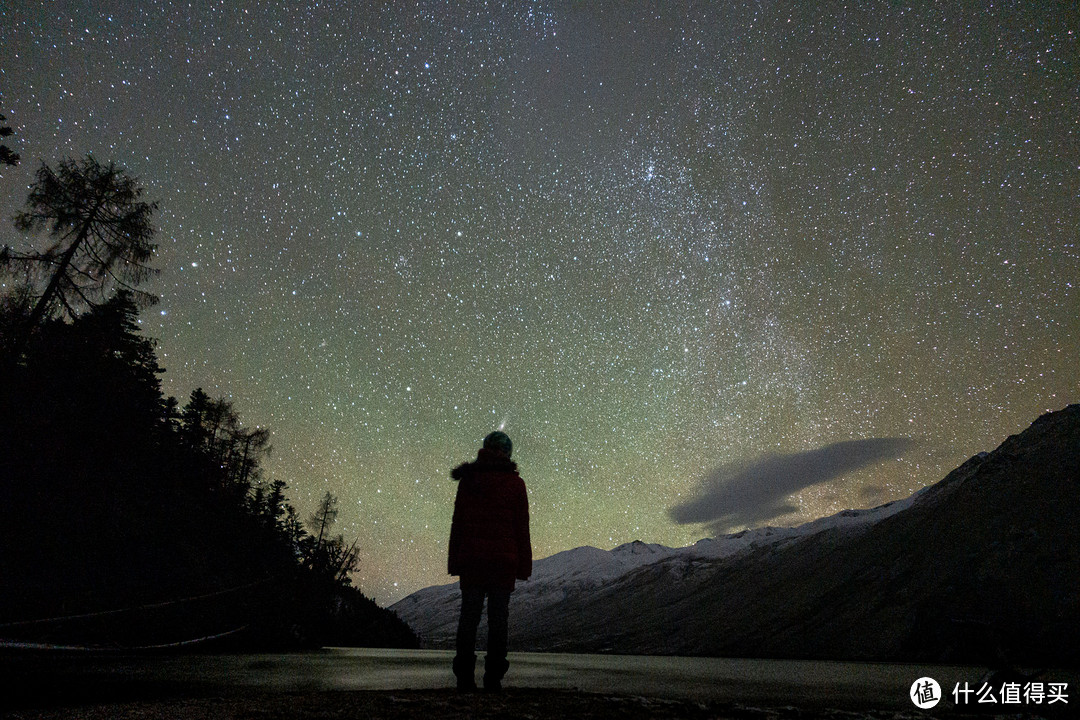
[451,447,517,481]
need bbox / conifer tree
[0,113,18,172]
[309,491,339,552]
[2,155,158,339]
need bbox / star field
[1,1,1076,604]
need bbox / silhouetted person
[448,431,531,692]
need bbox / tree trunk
[21,205,100,341]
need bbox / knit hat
[483,431,513,458]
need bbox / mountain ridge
[392,404,1079,663]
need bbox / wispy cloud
[669,438,914,534]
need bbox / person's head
[482,430,512,459]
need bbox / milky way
[2,2,1076,604]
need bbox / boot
[452,653,477,692]
[483,656,509,693]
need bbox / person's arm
[448,488,463,576]
[515,481,532,580]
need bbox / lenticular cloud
[669,438,914,534]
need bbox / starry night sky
[2,2,1076,605]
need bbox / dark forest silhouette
[0,156,416,650]
[0,113,18,173]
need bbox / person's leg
[483,588,511,691]
[454,584,484,691]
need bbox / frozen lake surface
[6,647,1077,711]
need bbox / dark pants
[455,584,511,681]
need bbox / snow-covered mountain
[392,462,926,649]
[392,405,1079,664]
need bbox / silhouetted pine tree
[1,155,157,356]
[0,113,18,172]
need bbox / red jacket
[448,448,532,589]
